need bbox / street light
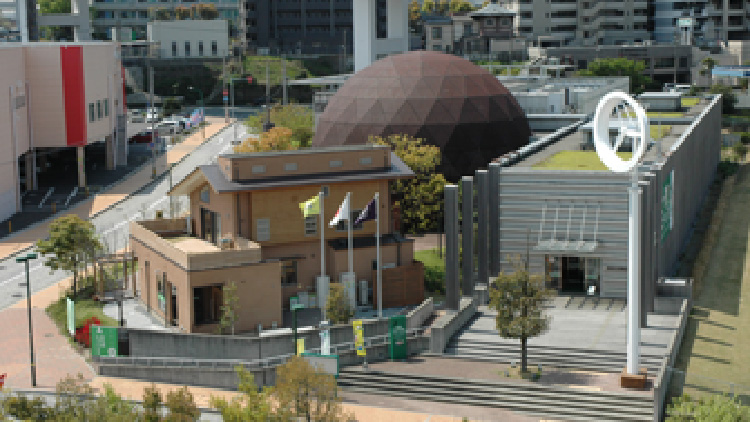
[188,86,205,140]
[16,252,38,387]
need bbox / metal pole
[476,170,489,284]
[25,259,36,387]
[223,55,229,123]
[627,170,642,375]
[489,163,500,276]
[231,78,236,143]
[347,192,353,276]
[149,66,155,179]
[282,57,288,106]
[444,185,460,311]
[461,176,474,296]
[376,192,382,318]
[320,190,325,277]
[265,59,271,128]
[293,308,298,354]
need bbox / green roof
[532,151,633,171]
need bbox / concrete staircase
[443,339,664,374]
[337,368,654,421]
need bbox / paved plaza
[456,296,680,357]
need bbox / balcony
[130,219,262,272]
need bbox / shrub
[732,141,747,159]
[74,316,102,347]
[424,266,445,294]
[741,132,750,145]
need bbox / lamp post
[188,86,205,140]
[16,252,38,387]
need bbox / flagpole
[376,192,381,318]
[320,190,325,278]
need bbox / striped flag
[354,196,377,226]
[329,195,350,227]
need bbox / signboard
[661,170,674,241]
[677,18,693,28]
[296,338,305,356]
[389,315,408,360]
[66,298,75,336]
[320,326,331,355]
[90,326,118,358]
[352,320,366,357]
[301,353,339,377]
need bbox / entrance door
[561,256,585,293]
[200,208,218,244]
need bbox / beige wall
[83,44,120,144]
[24,46,66,148]
[0,46,29,221]
[190,182,237,240]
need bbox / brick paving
[0,308,94,389]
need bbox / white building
[147,20,229,59]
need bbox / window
[193,285,222,325]
[252,164,266,174]
[336,209,364,231]
[104,99,109,117]
[463,23,473,36]
[212,40,218,56]
[184,41,191,57]
[97,100,102,119]
[304,215,317,235]
[431,27,442,40]
[359,157,372,165]
[89,103,95,122]
[329,160,342,168]
[256,218,270,241]
[432,44,443,51]
[281,260,297,286]
[198,41,204,56]
[157,272,166,312]
[485,18,494,26]
[284,162,298,171]
[200,186,210,203]
[172,41,177,57]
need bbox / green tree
[577,58,655,94]
[142,384,163,422]
[37,215,102,299]
[449,0,474,12]
[667,394,750,421]
[709,84,737,115]
[489,258,553,373]
[210,367,276,422]
[245,104,314,148]
[272,356,351,422]
[164,386,200,421]
[325,283,354,325]
[219,281,240,335]
[422,0,436,12]
[370,134,447,234]
[408,1,422,33]
[700,57,717,76]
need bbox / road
[0,122,245,312]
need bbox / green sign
[91,326,118,358]
[388,315,408,360]
[661,170,674,242]
[66,298,75,336]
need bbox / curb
[0,123,233,262]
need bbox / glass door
[585,258,601,295]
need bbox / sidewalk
[0,118,229,261]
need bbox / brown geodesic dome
[312,51,531,180]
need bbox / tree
[210,367,276,422]
[700,57,717,76]
[164,387,200,421]
[219,281,240,335]
[245,104,314,148]
[234,126,296,153]
[325,283,354,325]
[709,84,737,115]
[667,394,750,421]
[449,0,474,12]
[422,0,435,13]
[408,1,422,33]
[142,384,163,422]
[272,356,351,422]
[175,6,191,20]
[194,3,218,19]
[577,58,655,94]
[37,215,102,299]
[489,258,553,373]
[369,134,447,234]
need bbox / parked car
[130,130,155,144]
[129,109,145,123]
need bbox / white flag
[329,194,350,227]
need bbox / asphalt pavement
[0,122,244,312]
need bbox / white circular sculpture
[593,91,649,173]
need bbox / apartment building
[147,20,230,59]
[130,145,424,333]
[505,0,649,47]
[90,0,239,41]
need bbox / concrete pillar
[476,170,489,284]
[105,135,116,170]
[116,114,128,167]
[489,163,500,276]
[353,0,376,71]
[386,0,409,50]
[76,146,86,188]
[444,185,460,311]
[461,176,474,297]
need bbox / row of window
[249,157,373,175]
[171,40,219,57]
[88,99,110,123]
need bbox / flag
[329,195,350,227]
[354,196,377,226]
[299,194,320,218]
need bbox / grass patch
[681,97,700,108]
[532,151,633,171]
[415,248,445,270]
[243,56,309,86]
[47,294,118,335]
[415,248,445,294]
[673,164,750,405]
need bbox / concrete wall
[0,46,28,222]
[430,297,477,353]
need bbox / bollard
[8,220,11,234]
[52,202,56,213]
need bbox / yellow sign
[353,320,366,357]
[296,338,305,356]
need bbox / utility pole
[149,65,156,179]
[265,59,271,130]
[282,56,287,105]
[223,55,229,123]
